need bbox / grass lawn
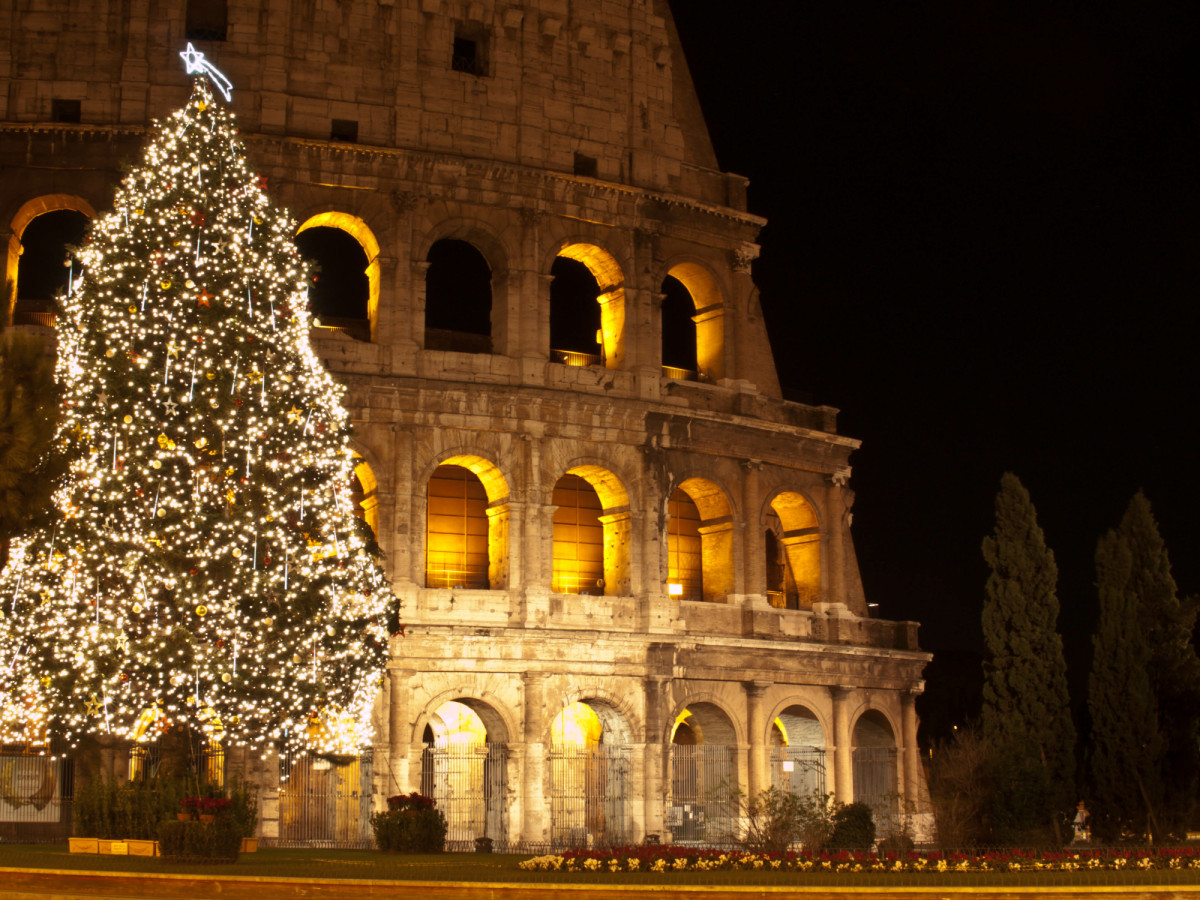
[1,845,1199,889]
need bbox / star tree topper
[179,42,234,102]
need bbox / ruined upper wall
[0,0,744,208]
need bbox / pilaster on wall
[521,671,547,843]
[830,685,854,804]
[744,680,770,799]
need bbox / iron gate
[421,743,506,850]
[668,744,737,844]
[278,750,373,847]
[852,747,898,829]
[770,746,826,797]
[548,744,631,848]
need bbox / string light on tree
[0,67,395,757]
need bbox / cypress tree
[981,473,1075,840]
[1115,494,1200,833]
[1088,529,1163,840]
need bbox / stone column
[521,672,547,843]
[642,676,667,839]
[824,478,847,607]
[901,690,921,808]
[388,668,412,796]
[740,460,765,602]
[744,680,771,799]
[831,686,854,804]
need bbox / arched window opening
[426,465,489,590]
[674,477,734,604]
[420,699,507,848]
[852,711,899,830]
[13,209,88,326]
[294,226,370,339]
[668,704,737,843]
[548,699,632,846]
[770,706,826,796]
[765,493,820,610]
[551,474,604,595]
[667,488,702,602]
[661,275,698,377]
[549,256,602,364]
[424,239,493,353]
[347,455,379,541]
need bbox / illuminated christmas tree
[0,72,393,756]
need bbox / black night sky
[672,2,1200,738]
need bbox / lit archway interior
[553,243,625,369]
[765,491,820,609]
[425,456,510,590]
[552,465,630,596]
[425,238,492,353]
[669,702,738,840]
[665,262,725,381]
[548,698,633,845]
[670,478,734,603]
[349,455,379,539]
[770,705,826,796]
[660,275,697,376]
[7,196,94,322]
[296,212,381,339]
[419,699,508,845]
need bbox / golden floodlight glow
[0,78,394,757]
[667,583,683,596]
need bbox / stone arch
[6,194,96,321]
[296,211,381,339]
[763,488,822,609]
[551,241,627,370]
[851,708,900,822]
[414,690,513,846]
[413,689,517,746]
[549,686,640,746]
[766,699,829,796]
[423,452,512,590]
[671,476,735,603]
[414,215,514,355]
[666,695,743,747]
[549,462,631,596]
[348,452,380,540]
[663,259,726,381]
[667,696,741,842]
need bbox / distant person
[1072,801,1091,842]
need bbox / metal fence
[769,746,826,797]
[668,744,738,844]
[548,744,631,848]
[0,750,73,842]
[853,746,898,829]
[277,750,373,847]
[421,743,507,850]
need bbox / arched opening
[551,466,631,597]
[426,465,489,590]
[296,213,381,341]
[765,492,821,610]
[424,238,493,353]
[852,710,899,830]
[11,208,89,326]
[548,699,632,847]
[660,275,697,377]
[669,702,737,843]
[419,699,508,848]
[667,488,702,602]
[769,705,826,796]
[664,262,725,382]
[551,243,625,369]
[425,456,510,590]
[672,478,734,604]
[349,455,379,540]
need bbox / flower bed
[519,846,1200,874]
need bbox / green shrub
[370,793,447,852]
[157,818,242,862]
[829,801,876,849]
[73,776,190,840]
[226,775,259,839]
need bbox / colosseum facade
[1,0,931,847]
